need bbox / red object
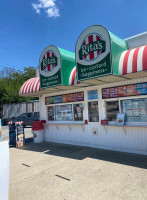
[32,121,44,131]
[85,120,88,124]
[101,120,108,125]
[41,120,46,124]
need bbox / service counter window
[55,104,73,121]
[122,98,147,123]
[106,101,119,121]
[88,101,99,122]
[73,104,83,121]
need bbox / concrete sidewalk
[9,142,147,200]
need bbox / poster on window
[73,104,83,121]
[88,101,99,122]
[88,90,98,100]
[116,113,125,126]
[63,94,73,103]
[136,83,147,95]
[48,107,54,121]
[45,97,49,105]
[54,95,63,104]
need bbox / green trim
[109,31,128,75]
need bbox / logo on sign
[41,50,57,72]
[79,33,106,61]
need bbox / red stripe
[82,40,87,59]
[143,46,147,71]
[88,35,94,60]
[24,78,32,94]
[34,78,40,92]
[22,79,32,94]
[96,35,101,55]
[132,47,140,73]
[123,50,131,75]
[28,78,36,93]
[71,68,76,85]
[52,52,55,68]
[47,52,50,71]
[30,78,37,93]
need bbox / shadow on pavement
[18,141,147,169]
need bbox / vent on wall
[92,128,98,136]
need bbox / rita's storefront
[19,25,147,155]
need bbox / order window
[88,101,99,122]
[106,101,119,121]
[122,98,147,122]
[55,104,73,121]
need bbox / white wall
[125,32,147,49]
[40,77,147,155]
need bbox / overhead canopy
[118,45,147,75]
[19,77,40,96]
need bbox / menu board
[102,83,147,99]
[63,94,73,102]
[136,83,147,95]
[54,95,63,104]
[45,92,84,105]
[16,124,25,147]
[102,87,118,98]
[88,90,98,100]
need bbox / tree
[0,66,38,110]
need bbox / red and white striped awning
[19,77,40,95]
[69,67,77,85]
[119,45,147,75]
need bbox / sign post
[8,121,16,145]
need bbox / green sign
[76,25,112,81]
[39,46,62,89]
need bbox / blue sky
[0,0,147,71]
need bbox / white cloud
[32,0,60,18]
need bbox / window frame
[46,101,85,124]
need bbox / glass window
[73,104,83,121]
[55,104,73,121]
[34,112,40,117]
[122,98,147,122]
[27,113,33,118]
[106,101,119,121]
[20,114,26,119]
[88,101,99,122]
[48,106,54,121]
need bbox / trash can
[32,121,44,143]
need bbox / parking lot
[6,126,147,200]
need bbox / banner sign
[8,122,16,145]
[88,90,98,100]
[136,83,147,95]
[16,123,25,147]
[45,92,84,105]
[39,46,62,89]
[102,83,147,99]
[76,25,112,81]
